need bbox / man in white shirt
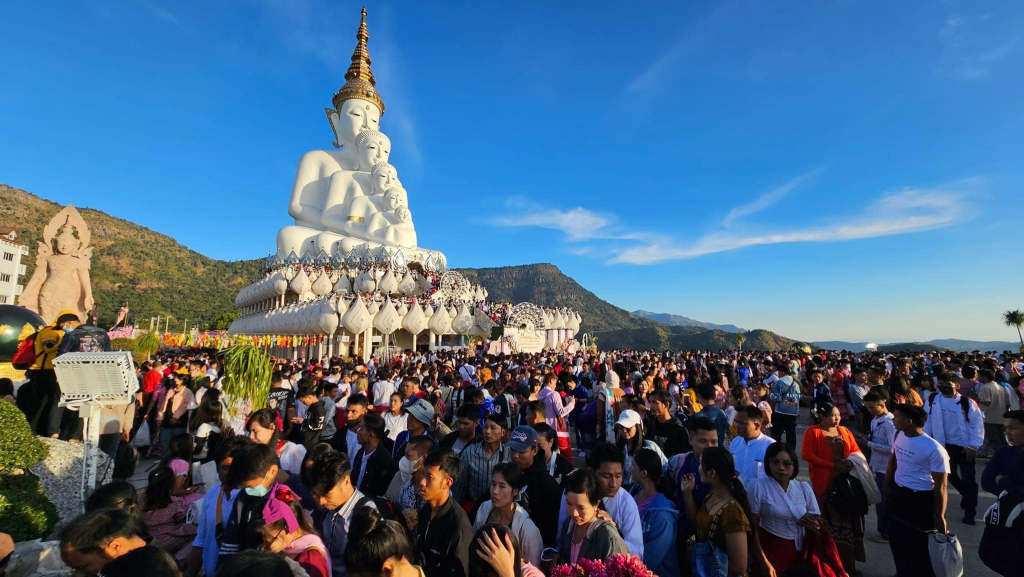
[855,390,896,543]
[885,403,949,577]
[923,373,984,524]
[727,405,774,487]
[371,367,396,413]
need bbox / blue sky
[2,1,1023,343]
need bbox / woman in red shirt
[800,402,865,575]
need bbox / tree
[213,311,239,330]
[735,332,746,351]
[1003,309,1024,350]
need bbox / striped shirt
[451,441,509,503]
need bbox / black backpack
[827,472,869,517]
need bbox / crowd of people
[10,343,1024,577]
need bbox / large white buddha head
[370,162,399,195]
[383,187,407,211]
[328,99,382,149]
[326,8,386,149]
[355,129,391,170]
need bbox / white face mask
[398,455,421,483]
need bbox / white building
[0,228,29,305]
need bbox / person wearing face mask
[385,436,433,517]
[217,443,282,566]
[157,372,195,454]
[923,372,984,525]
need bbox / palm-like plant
[221,342,274,414]
[736,333,746,351]
[1003,309,1024,349]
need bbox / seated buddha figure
[276,7,386,258]
[384,206,417,248]
[276,100,383,258]
[365,187,408,239]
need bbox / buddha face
[384,189,406,211]
[55,230,77,255]
[395,206,411,223]
[370,164,399,195]
[335,99,381,145]
[355,129,391,170]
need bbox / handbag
[927,531,963,577]
[979,489,1024,576]
[690,499,733,577]
[131,421,151,447]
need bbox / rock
[29,437,113,530]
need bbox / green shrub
[111,337,146,365]
[136,331,159,358]
[0,400,48,472]
[0,474,59,542]
[110,337,138,352]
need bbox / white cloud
[499,175,976,267]
[496,204,614,242]
[938,13,1017,80]
[723,167,824,226]
[610,185,971,265]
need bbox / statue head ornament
[326,7,385,147]
[354,129,391,169]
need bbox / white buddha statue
[275,7,443,265]
[276,7,385,258]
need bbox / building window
[2,252,13,261]
[0,273,9,283]
[0,296,7,304]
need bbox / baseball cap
[615,409,643,431]
[507,426,539,453]
[404,398,435,426]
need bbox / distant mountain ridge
[9,184,995,353]
[633,310,745,333]
[815,338,1020,353]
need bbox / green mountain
[2,184,805,350]
[454,264,660,334]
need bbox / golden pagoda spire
[331,6,385,115]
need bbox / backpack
[12,332,40,370]
[928,392,970,422]
[826,472,869,517]
[577,399,598,435]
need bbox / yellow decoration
[330,7,385,115]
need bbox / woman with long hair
[750,442,845,577]
[470,523,545,577]
[190,399,226,462]
[558,469,630,565]
[800,402,866,574]
[614,410,666,488]
[247,408,307,476]
[472,463,543,567]
[628,448,679,577]
[680,446,757,577]
[251,485,330,577]
[158,433,203,503]
[142,466,197,562]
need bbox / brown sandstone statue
[19,205,94,323]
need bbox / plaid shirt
[451,441,508,503]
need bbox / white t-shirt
[372,380,395,408]
[936,396,968,446]
[892,433,949,491]
[383,412,408,441]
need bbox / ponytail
[728,475,756,549]
[633,448,675,499]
